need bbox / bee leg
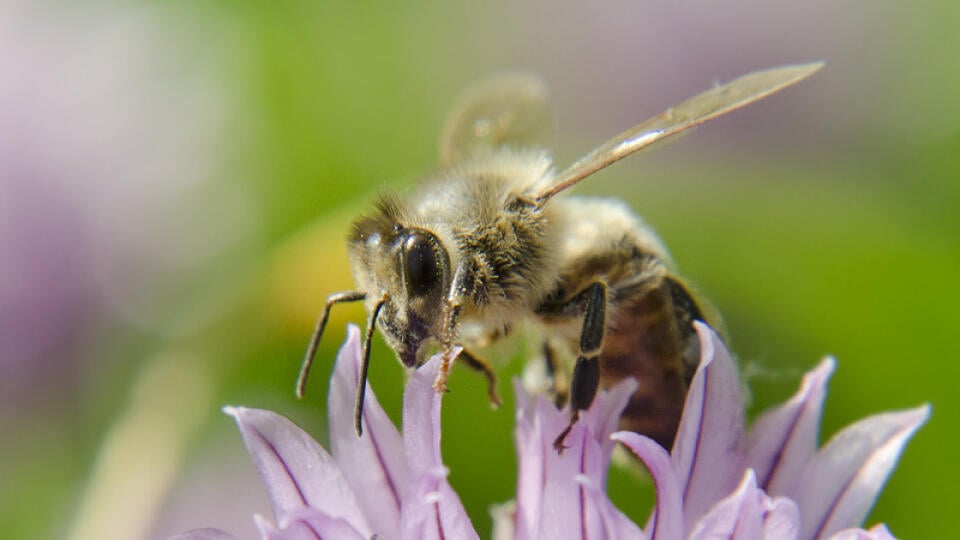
[542,341,569,408]
[553,281,607,453]
[434,301,463,394]
[354,294,388,437]
[297,290,367,398]
[458,348,501,408]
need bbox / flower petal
[491,501,517,540]
[687,469,800,540]
[745,357,834,494]
[223,407,372,537]
[580,471,649,540]
[278,508,368,540]
[254,514,283,540]
[762,498,803,540]
[328,324,410,533]
[612,431,682,540]
[671,322,746,530]
[792,405,929,540]
[400,473,481,540]
[537,427,639,539]
[402,349,461,475]
[583,378,639,474]
[827,524,896,540]
[399,350,479,540]
[511,379,555,538]
[507,395,548,539]
[512,381,642,540]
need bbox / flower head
[179,323,927,539]
[213,326,477,539]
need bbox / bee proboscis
[297,63,822,451]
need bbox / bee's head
[348,196,453,367]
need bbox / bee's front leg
[435,298,463,394]
[552,281,607,453]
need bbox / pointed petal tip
[345,322,361,342]
[883,403,933,437]
[741,467,758,488]
[898,403,932,440]
[911,402,932,424]
[609,376,639,399]
[612,431,683,540]
[610,430,642,444]
[816,356,837,375]
[222,405,246,420]
[795,402,931,539]
[691,320,728,372]
[253,514,279,538]
[795,60,826,74]
[793,356,835,403]
[223,406,276,427]
[692,320,710,332]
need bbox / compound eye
[403,232,440,297]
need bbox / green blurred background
[2,1,957,538]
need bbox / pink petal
[580,472,648,540]
[762,498,803,540]
[513,381,642,540]
[613,431,683,540]
[278,509,368,540]
[398,350,479,540]
[328,325,411,533]
[687,469,800,540]
[671,322,746,530]
[792,405,929,540]
[745,358,834,494]
[254,514,284,540]
[491,502,517,540]
[402,349,461,474]
[531,419,590,539]
[512,383,549,538]
[827,524,896,540]
[399,474,481,540]
[224,407,372,537]
[512,378,568,538]
[536,427,625,539]
[582,378,639,477]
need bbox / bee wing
[534,62,824,202]
[439,73,552,166]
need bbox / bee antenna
[354,293,388,437]
[296,291,366,399]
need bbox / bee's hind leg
[552,281,607,453]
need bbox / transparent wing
[438,72,552,166]
[534,62,824,202]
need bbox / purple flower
[0,0,246,413]
[184,325,479,539]
[497,321,926,539]
[179,323,927,539]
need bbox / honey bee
[296,63,822,451]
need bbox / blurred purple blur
[0,1,254,415]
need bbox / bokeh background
[2,1,957,538]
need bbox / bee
[296,63,822,451]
